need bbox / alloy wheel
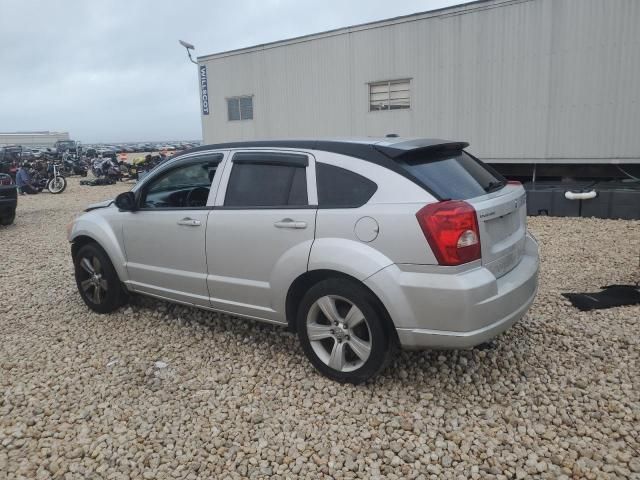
[78,256,109,304]
[306,295,372,372]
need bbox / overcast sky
[1,0,470,143]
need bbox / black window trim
[231,151,309,168]
[135,153,223,211]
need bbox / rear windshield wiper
[484,180,506,193]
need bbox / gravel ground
[1,177,639,480]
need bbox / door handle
[274,218,307,229]
[177,217,201,226]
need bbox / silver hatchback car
[68,138,539,383]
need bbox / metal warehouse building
[197,0,640,168]
[0,131,70,147]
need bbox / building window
[227,96,253,121]
[369,79,410,111]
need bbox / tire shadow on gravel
[128,295,301,349]
[125,295,546,393]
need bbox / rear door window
[224,152,308,207]
[316,163,377,208]
[401,151,505,200]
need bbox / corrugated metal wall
[199,0,640,163]
[0,132,70,147]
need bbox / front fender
[69,211,129,282]
[307,238,393,280]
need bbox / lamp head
[179,40,195,50]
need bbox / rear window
[401,151,505,200]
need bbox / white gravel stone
[0,178,638,479]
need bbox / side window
[224,152,308,207]
[316,162,377,208]
[142,155,222,208]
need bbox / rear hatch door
[395,146,527,277]
[467,185,527,278]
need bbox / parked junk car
[54,140,79,158]
[84,147,98,159]
[68,138,539,383]
[0,146,22,179]
[20,149,34,161]
[0,173,17,225]
[31,148,45,159]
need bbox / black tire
[73,243,127,313]
[296,278,394,384]
[47,176,67,194]
[0,211,15,226]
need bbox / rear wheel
[74,243,126,313]
[297,278,394,384]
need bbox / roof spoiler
[374,140,469,159]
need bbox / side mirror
[115,191,137,211]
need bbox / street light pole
[179,40,197,65]
[179,39,209,125]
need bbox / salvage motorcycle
[61,152,88,177]
[91,158,122,183]
[29,162,67,194]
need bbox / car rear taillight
[416,200,481,266]
[507,180,522,186]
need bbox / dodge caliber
[68,138,539,383]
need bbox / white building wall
[0,131,70,147]
[199,0,640,163]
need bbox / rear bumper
[365,234,539,349]
[395,285,536,349]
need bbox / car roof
[171,137,470,201]
[183,137,468,160]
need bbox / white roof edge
[0,131,69,136]
[197,0,528,62]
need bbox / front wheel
[297,278,394,384]
[47,176,67,194]
[74,243,127,313]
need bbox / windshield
[401,150,505,200]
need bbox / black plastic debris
[80,178,117,186]
[562,285,640,311]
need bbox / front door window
[141,156,221,208]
